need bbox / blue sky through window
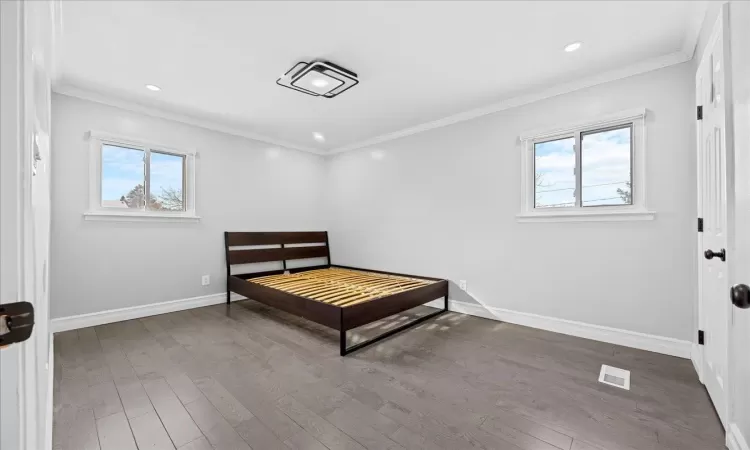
[581,127,631,206]
[101,144,144,202]
[150,151,184,204]
[534,126,631,208]
[534,138,575,208]
[101,145,184,210]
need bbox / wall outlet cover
[459,280,467,291]
[201,275,210,286]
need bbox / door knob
[731,284,750,309]
[0,301,35,348]
[704,248,726,261]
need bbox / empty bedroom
[0,1,749,450]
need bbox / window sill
[516,209,655,223]
[83,210,201,223]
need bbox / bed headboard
[224,231,330,276]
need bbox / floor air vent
[598,365,631,390]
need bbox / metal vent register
[599,364,631,390]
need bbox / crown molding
[52,83,326,155]
[328,51,691,154]
[55,49,692,157]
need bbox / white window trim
[84,130,199,222]
[517,108,655,223]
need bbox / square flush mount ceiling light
[277,60,358,98]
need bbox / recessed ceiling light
[311,78,329,88]
[564,42,582,52]
[145,84,161,91]
[312,132,325,142]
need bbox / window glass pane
[101,144,145,209]
[581,126,632,206]
[149,151,185,211]
[534,137,576,208]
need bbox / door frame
[0,1,58,450]
[695,1,736,433]
[727,1,750,449]
[1,2,35,449]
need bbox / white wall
[50,93,326,318]
[326,63,696,341]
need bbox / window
[86,131,198,221]
[519,109,652,222]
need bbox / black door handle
[704,248,726,261]
[0,301,34,348]
[731,284,750,309]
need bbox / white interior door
[0,2,55,450]
[1,4,27,450]
[697,6,733,430]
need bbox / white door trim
[696,1,735,431]
[0,2,29,449]
[1,2,57,450]
[728,423,750,450]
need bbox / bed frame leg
[339,296,449,357]
[226,283,231,304]
[340,309,347,356]
[340,329,347,356]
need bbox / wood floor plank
[284,429,331,450]
[481,412,573,450]
[193,376,254,427]
[116,380,154,420]
[95,411,137,450]
[166,373,204,405]
[129,410,176,450]
[184,397,252,450]
[276,395,367,450]
[53,406,101,450]
[89,381,123,419]
[102,345,139,387]
[176,437,213,450]
[479,417,563,450]
[389,426,444,450]
[142,378,203,448]
[235,417,290,450]
[202,360,304,441]
[325,407,405,450]
[55,303,725,450]
[570,441,604,450]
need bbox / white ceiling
[57,1,706,153]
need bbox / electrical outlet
[201,275,210,286]
[459,280,467,291]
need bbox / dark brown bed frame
[224,231,449,356]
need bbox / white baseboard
[429,299,692,359]
[50,292,246,333]
[54,294,690,359]
[729,423,750,450]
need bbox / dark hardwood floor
[53,301,725,450]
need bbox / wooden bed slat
[245,268,434,306]
[342,281,449,329]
